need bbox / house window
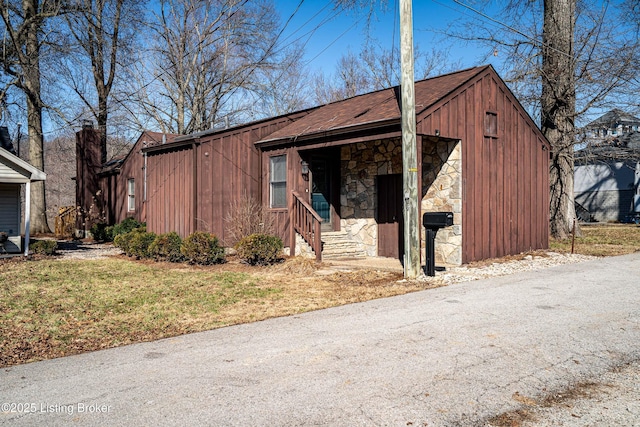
[485,111,498,137]
[127,178,135,212]
[270,155,286,208]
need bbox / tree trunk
[542,0,578,239]
[24,0,51,234]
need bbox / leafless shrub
[223,194,275,247]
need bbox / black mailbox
[423,212,454,229]
[423,212,454,277]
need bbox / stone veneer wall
[339,137,462,264]
[340,139,402,256]
[421,139,462,265]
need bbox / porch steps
[321,231,366,260]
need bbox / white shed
[0,146,46,255]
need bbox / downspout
[143,151,147,202]
[192,142,198,234]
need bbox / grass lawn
[550,223,640,256]
[2,223,638,368]
[0,256,426,367]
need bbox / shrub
[235,233,283,266]
[180,231,225,265]
[30,240,58,256]
[223,193,275,246]
[128,231,157,259]
[111,217,145,238]
[113,227,146,256]
[149,232,184,262]
[90,222,111,242]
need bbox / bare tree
[245,46,312,119]
[312,42,460,104]
[446,0,640,238]
[128,0,297,134]
[61,0,143,163]
[0,0,74,233]
[542,0,578,239]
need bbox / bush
[90,222,111,242]
[149,232,184,262]
[223,193,275,246]
[112,217,145,238]
[128,231,157,259]
[30,240,58,256]
[180,232,225,265]
[113,227,146,256]
[235,233,283,266]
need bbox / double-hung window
[269,155,287,208]
[127,178,135,212]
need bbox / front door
[311,159,331,228]
[377,174,404,259]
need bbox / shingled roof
[586,109,640,129]
[257,66,489,145]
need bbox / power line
[445,0,572,59]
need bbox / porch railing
[292,191,323,262]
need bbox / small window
[485,111,498,137]
[127,178,135,212]
[270,155,287,208]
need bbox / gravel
[54,241,122,260]
[439,252,598,284]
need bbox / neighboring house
[0,127,47,255]
[575,110,640,222]
[77,65,551,265]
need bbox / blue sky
[273,0,504,75]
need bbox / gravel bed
[55,241,122,260]
[439,252,598,284]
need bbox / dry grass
[550,223,640,256]
[2,223,638,368]
[0,255,428,367]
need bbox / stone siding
[340,218,377,256]
[339,137,462,264]
[340,139,402,256]
[421,139,463,266]
[340,139,403,219]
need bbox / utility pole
[399,0,420,278]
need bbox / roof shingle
[259,66,487,144]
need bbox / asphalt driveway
[1,253,639,426]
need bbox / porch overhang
[255,118,406,150]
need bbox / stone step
[321,231,366,259]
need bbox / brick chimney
[76,121,103,236]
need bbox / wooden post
[400,0,420,278]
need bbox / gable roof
[586,109,640,129]
[256,66,490,146]
[0,146,46,183]
[100,131,180,174]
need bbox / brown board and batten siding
[143,112,312,241]
[417,68,550,264]
[145,144,193,237]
